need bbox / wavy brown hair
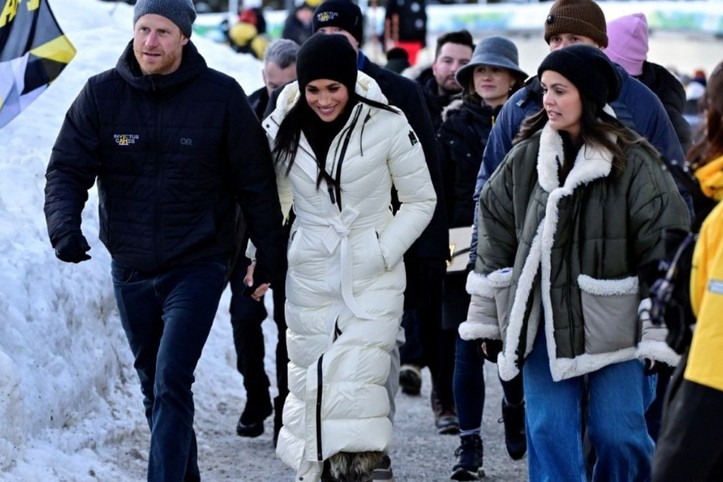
[687,62,723,169]
[515,94,656,175]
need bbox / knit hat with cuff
[544,0,608,48]
[133,0,196,38]
[538,44,621,109]
[604,13,649,76]
[296,32,358,94]
[312,0,364,47]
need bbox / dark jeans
[112,259,227,482]
[399,259,450,408]
[453,334,525,433]
[228,256,288,414]
[447,271,525,432]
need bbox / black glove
[480,338,503,363]
[644,359,672,376]
[54,233,91,263]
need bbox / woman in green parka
[464,45,690,481]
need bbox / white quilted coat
[263,71,436,481]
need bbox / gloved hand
[54,233,91,263]
[644,359,672,376]
[480,338,503,363]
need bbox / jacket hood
[116,40,207,93]
[695,155,723,202]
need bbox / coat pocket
[353,228,386,279]
[578,274,639,354]
[287,226,302,267]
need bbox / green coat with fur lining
[462,123,690,382]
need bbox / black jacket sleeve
[44,81,100,247]
[226,86,287,286]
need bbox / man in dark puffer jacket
[43,1,286,481]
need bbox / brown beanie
[544,0,608,48]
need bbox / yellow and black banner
[1,0,76,128]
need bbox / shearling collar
[536,114,617,194]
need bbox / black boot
[272,394,286,447]
[236,389,272,438]
[501,398,526,460]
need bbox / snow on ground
[0,1,269,479]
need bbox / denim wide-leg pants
[523,328,656,482]
[112,259,227,482]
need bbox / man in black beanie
[44,1,287,480]
[310,0,452,441]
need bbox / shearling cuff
[636,340,681,367]
[460,271,501,341]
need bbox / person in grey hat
[44,1,288,480]
[436,35,527,480]
[133,0,196,38]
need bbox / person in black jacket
[604,13,692,152]
[437,35,528,480]
[233,37,298,446]
[281,0,317,45]
[603,12,693,442]
[43,1,286,480]
[308,0,451,440]
[248,39,299,139]
[414,30,474,133]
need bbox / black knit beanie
[134,0,196,38]
[312,0,364,47]
[544,0,608,48]
[538,44,621,108]
[296,32,358,94]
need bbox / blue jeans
[112,259,227,482]
[523,329,656,482]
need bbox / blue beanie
[133,0,196,38]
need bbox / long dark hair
[272,89,398,190]
[687,70,723,169]
[515,95,654,175]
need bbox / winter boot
[451,434,484,480]
[272,394,286,447]
[327,451,386,482]
[501,398,526,460]
[236,389,272,438]
[399,364,423,396]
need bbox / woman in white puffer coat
[261,33,436,482]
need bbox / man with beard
[414,30,474,132]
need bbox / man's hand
[54,233,91,263]
[243,259,270,301]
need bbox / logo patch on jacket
[709,279,723,295]
[408,130,418,146]
[114,134,139,146]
